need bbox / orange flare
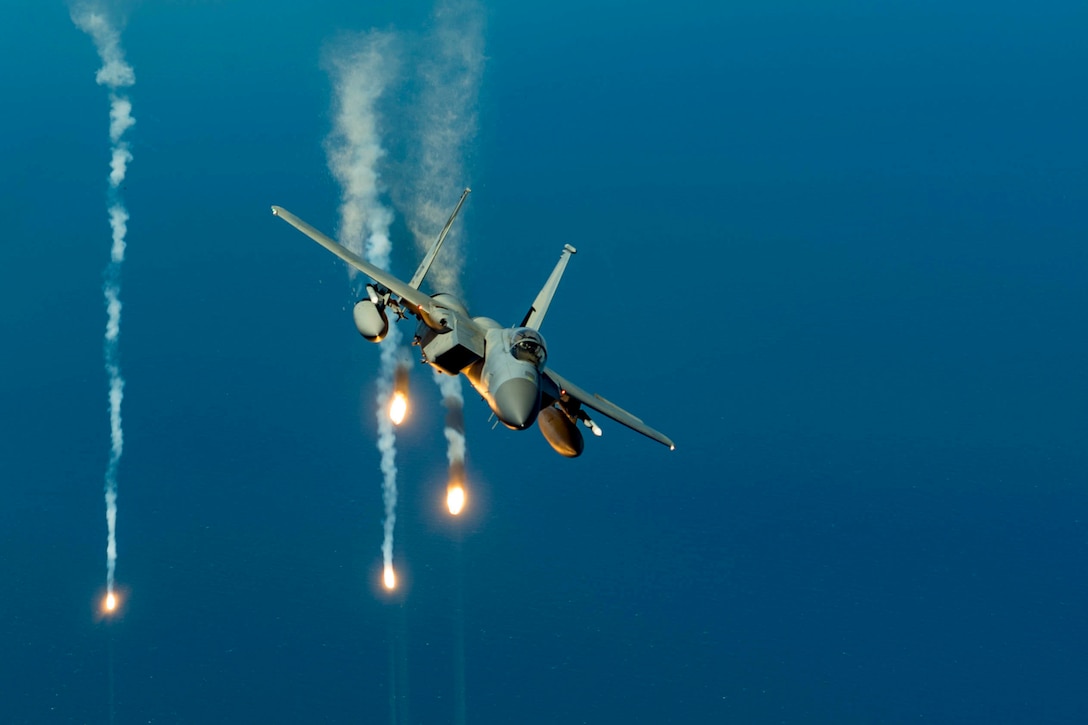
[103,592,117,613]
[447,482,466,516]
[388,391,408,425]
[383,565,396,590]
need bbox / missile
[580,413,602,437]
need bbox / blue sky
[2,1,1086,723]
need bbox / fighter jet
[271,189,673,457]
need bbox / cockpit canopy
[511,328,547,369]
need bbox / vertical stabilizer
[521,244,577,330]
[408,188,471,290]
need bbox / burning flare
[388,363,410,425]
[388,391,408,426]
[438,382,469,516]
[447,482,466,516]
[103,591,118,613]
[383,564,397,590]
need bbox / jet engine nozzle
[353,299,389,343]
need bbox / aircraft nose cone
[494,377,540,430]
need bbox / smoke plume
[324,30,406,583]
[411,1,482,493]
[324,31,399,296]
[323,0,484,584]
[435,371,467,479]
[394,0,485,297]
[72,3,136,603]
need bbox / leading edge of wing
[271,206,436,314]
[543,367,675,450]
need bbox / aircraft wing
[543,367,675,450]
[271,206,438,318]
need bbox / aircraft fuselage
[416,299,547,430]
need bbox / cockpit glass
[511,330,547,368]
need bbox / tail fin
[520,244,577,330]
[408,188,471,290]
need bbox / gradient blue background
[2,1,1086,723]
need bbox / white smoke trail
[72,4,135,604]
[324,32,399,295]
[324,31,406,584]
[434,371,466,468]
[394,0,485,298]
[375,328,405,579]
[409,1,483,490]
[323,3,484,579]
